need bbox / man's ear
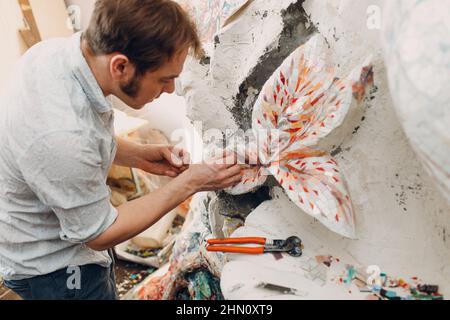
[110,54,135,81]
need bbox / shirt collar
[70,32,112,114]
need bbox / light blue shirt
[0,32,118,280]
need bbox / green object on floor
[187,269,224,301]
[172,268,224,300]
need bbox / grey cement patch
[229,0,317,131]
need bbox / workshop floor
[0,283,21,300]
[114,258,155,299]
[0,256,152,300]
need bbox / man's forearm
[114,136,142,168]
[87,174,196,251]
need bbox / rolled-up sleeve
[17,131,118,244]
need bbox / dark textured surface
[230,0,317,131]
[214,186,272,219]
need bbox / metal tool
[206,236,303,257]
[256,282,308,297]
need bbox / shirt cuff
[58,200,119,244]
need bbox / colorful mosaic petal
[270,152,356,238]
[226,34,373,238]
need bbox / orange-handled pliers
[206,236,303,257]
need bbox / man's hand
[135,144,190,177]
[88,150,243,252]
[180,152,244,192]
[114,137,190,177]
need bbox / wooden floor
[0,284,21,300]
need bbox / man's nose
[164,81,175,94]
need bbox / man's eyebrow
[162,74,180,79]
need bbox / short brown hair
[84,0,202,75]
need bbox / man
[0,0,242,300]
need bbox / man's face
[117,47,189,109]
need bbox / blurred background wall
[0,0,72,89]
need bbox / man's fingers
[168,146,191,166]
[221,173,244,189]
[178,148,191,165]
[221,164,243,179]
[162,147,183,168]
[142,162,180,176]
[165,170,179,178]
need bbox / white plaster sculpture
[382,0,450,204]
